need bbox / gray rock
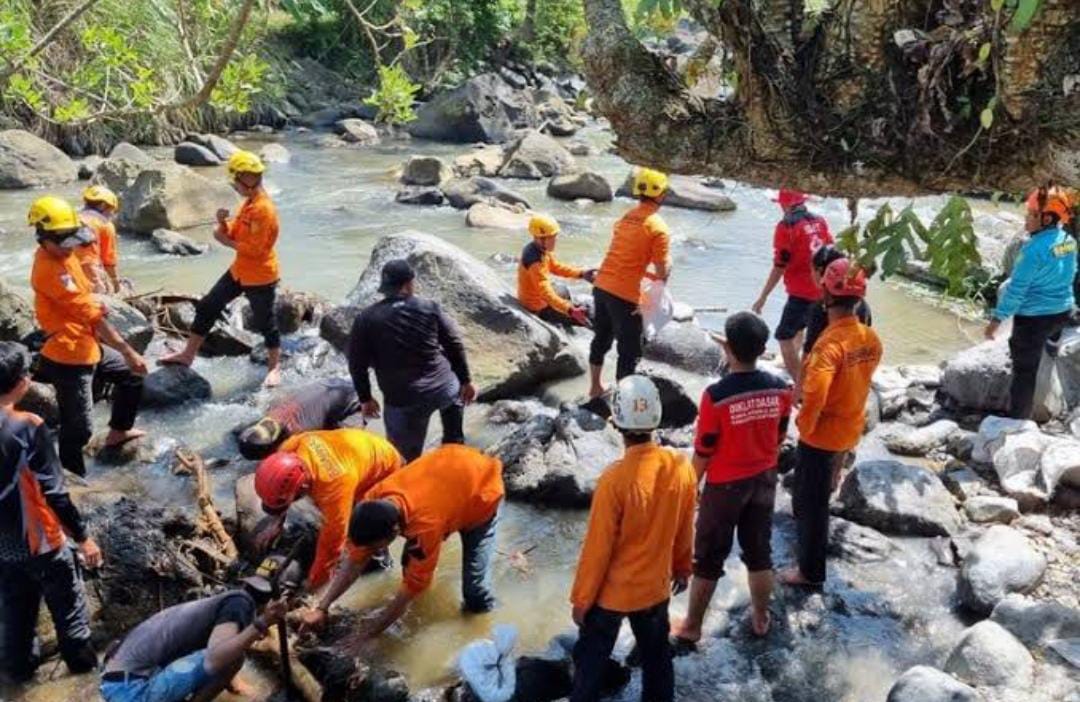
[835,460,961,536]
[946,431,976,461]
[881,419,959,457]
[400,156,449,186]
[636,365,698,428]
[119,164,235,233]
[440,176,530,210]
[0,129,78,188]
[108,142,153,164]
[92,435,156,466]
[335,118,380,145]
[395,187,445,206]
[336,231,585,399]
[886,666,982,702]
[546,172,613,202]
[451,145,506,178]
[151,228,207,256]
[0,279,35,342]
[828,517,899,563]
[200,321,259,357]
[643,321,722,374]
[942,467,985,500]
[141,366,212,408]
[258,143,291,164]
[486,399,548,425]
[943,621,1034,689]
[941,341,1012,412]
[963,495,1019,524]
[102,296,154,352]
[958,525,1047,614]
[77,156,103,180]
[567,141,594,156]
[173,142,221,166]
[408,73,538,143]
[990,594,1080,649]
[15,381,59,425]
[972,415,1038,463]
[465,202,533,230]
[239,288,327,336]
[183,133,238,160]
[498,131,577,179]
[616,173,736,212]
[991,430,1051,503]
[1040,436,1080,493]
[91,157,145,193]
[1047,639,1080,669]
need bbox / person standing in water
[76,185,122,294]
[160,151,283,387]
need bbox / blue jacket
[994,225,1077,320]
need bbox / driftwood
[250,636,324,702]
[174,446,239,561]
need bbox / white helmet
[611,375,662,431]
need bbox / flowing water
[0,124,1020,700]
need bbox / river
[0,124,1018,700]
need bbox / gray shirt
[106,591,255,676]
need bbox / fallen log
[250,635,324,702]
[175,446,239,561]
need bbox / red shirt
[773,208,832,301]
[694,370,793,484]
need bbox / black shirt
[347,294,471,407]
[267,378,361,433]
[803,300,873,355]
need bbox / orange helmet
[254,452,309,514]
[1026,186,1074,225]
[822,258,867,298]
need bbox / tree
[581,0,1080,197]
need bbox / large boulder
[335,118,380,145]
[102,296,154,353]
[15,381,59,425]
[92,157,145,193]
[151,228,207,256]
[400,156,450,186]
[637,365,698,428]
[498,132,577,179]
[452,145,506,177]
[240,288,327,336]
[943,621,1034,690]
[466,202,533,230]
[958,525,1047,614]
[259,143,291,164]
[827,517,899,563]
[441,177,530,210]
[0,279,35,342]
[885,666,981,702]
[616,173,736,212]
[395,187,444,206]
[108,142,153,164]
[880,420,959,457]
[834,460,961,536]
[941,341,1012,412]
[174,142,221,166]
[990,594,1080,650]
[141,366,212,408]
[184,133,239,160]
[1039,436,1080,492]
[408,73,537,143]
[642,321,722,375]
[0,129,78,188]
[546,172,613,202]
[119,164,235,233]
[971,415,1037,463]
[338,232,585,399]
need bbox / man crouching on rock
[299,444,504,642]
[100,573,289,702]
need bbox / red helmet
[822,258,867,298]
[254,452,308,514]
[774,189,808,210]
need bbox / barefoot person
[518,214,595,328]
[76,185,122,294]
[252,428,404,589]
[237,377,362,460]
[569,376,696,702]
[0,342,102,684]
[780,259,881,588]
[588,168,672,397]
[671,312,792,643]
[28,196,147,477]
[160,150,283,387]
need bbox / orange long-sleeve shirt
[77,209,119,268]
[348,444,504,596]
[228,189,280,286]
[570,442,697,614]
[280,429,403,589]
[594,200,671,304]
[797,316,882,451]
[31,248,105,366]
[517,240,583,315]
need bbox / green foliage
[364,63,421,124]
[211,53,271,113]
[1006,0,1043,32]
[531,0,587,66]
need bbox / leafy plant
[210,52,270,113]
[364,63,421,124]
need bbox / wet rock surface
[442,176,530,210]
[0,129,78,188]
[880,420,959,457]
[958,525,1047,614]
[616,173,736,212]
[886,665,981,702]
[141,365,213,408]
[103,295,155,353]
[943,621,1034,690]
[174,141,221,166]
[118,163,235,233]
[835,460,961,537]
[0,278,35,342]
[498,131,577,179]
[151,228,208,256]
[400,155,450,186]
[642,321,722,375]
[941,341,1012,413]
[546,171,613,202]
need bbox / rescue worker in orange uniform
[589,168,672,398]
[0,341,103,683]
[299,444,504,642]
[29,196,147,478]
[569,375,697,702]
[780,259,881,588]
[517,214,595,327]
[160,151,283,387]
[76,185,122,294]
[251,428,404,590]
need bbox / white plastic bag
[640,279,674,340]
[457,624,518,702]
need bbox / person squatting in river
[517,213,596,328]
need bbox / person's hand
[298,606,328,634]
[459,382,477,405]
[581,269,598,284]
[262,599,288,627]
[569,306,589,327]
[984,320,1000,340]
[253,516,285,552]
[361,399,381,419]
[572,606,587,627]
[78,537,103,570]
[216,208,230,224]
[123,349,148,376]
[751,297,765,315]
[671,576,688,596]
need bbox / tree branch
[167,0,258,112]
[0,0,103,82]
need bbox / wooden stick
[175,447,239,561]
[250,637,323,702]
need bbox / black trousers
[384,384,465,463]
[192,271,280,349]
[792,442,837,585]
[37,347,142,477]
[0,548,95,682]
[589,288,643,381]
[571,601,673,702]
[1008,312,1070,420]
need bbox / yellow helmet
[226,150,266,180]
[82,184,119,210]
[27,196,81,233]
[632,167,668,199]
[528,214,560,239]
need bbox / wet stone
[886,666,981,702]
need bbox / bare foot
[104,428,146,447]
[158,350,194,367]
[777,566,820,587]
[751,608,771,637]
[263,367,282,388]
[669,618,701,644]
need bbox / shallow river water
[0,125,1029,700]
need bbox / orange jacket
[797,316,883,451]
[78,209,119,268]
[31,248,105,366]
[517,240,583,315]
[348,444,504,596]
[594,200,671,304]
[279,429,403,588]
[228,189,280,286]
[570,442,697,614]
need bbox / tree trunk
[581,0,1080,197]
